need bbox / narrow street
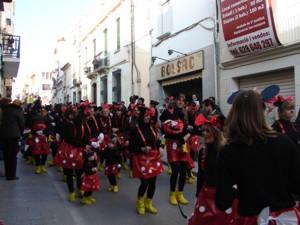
[0,158,195,225]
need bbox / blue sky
[14,0,98,82]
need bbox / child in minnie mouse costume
[81,144,100,205]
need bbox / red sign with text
[220,0,280,57]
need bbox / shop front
[155,51,204,102]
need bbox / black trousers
[107,174,117,186]
[170,161,187,192]
[34,154,47,166]
[2,138,20,178]
[63,168,83,193]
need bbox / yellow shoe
[176,191,189,205]
[187,177,194,184]
[68,192,75,203]
[41,165,47,173]
[26,158,31,164]
[87,196,96,203]
[161,138,166,145]
[182,143,188,153]
[81,197,92,205]
[47,159,54,167]
[167,164,172,175]
[190,172,196,179]
[98,163,104,172]
[113,185,118,193]
[117,173,122,179]
[169,192,178,205]
[108,186,114,192]
[77,189,84,198]
[122,163,129,171]
[145,198,158,214]
[129,171,133,178]
[35,166,41,174]
[136,196,145,215]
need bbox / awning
[161,73,201,87]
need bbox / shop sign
[220,0,280,57]
[156,51,203,81]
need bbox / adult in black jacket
[215,90,300,224]
[0,100,24,180]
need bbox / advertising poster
[220,0,281,57]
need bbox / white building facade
[0,0,20,98]
[149,0,217,104]
[218,0,300,115]
[81,0,151,105]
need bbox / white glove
[98,133,104,143]
[56,133,60,142]
[91,141,99,148]
[36,130,43,135]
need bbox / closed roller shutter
[238,69,295,97]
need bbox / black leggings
[35,154,47,166]
[63,168,83,193]
[170,161,187,192]
[107,174,117,186]
[84,191,92,197]
[138,176,157,199]
[50,142,58,158]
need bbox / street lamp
[151,56,170,64]
[168,49,187,56]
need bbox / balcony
[72,78,82,87]
[1,33,20,78]
[92,51,109,74]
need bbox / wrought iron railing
[92,51,109,70]
[1,33,20,58]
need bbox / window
[103,29,108,56]
[42,84,51,90]
[157,1,173,38]
[85,46,88,63]
[116,18,120,50]
[93,39,96,57]
[6,18,11,26]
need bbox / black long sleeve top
[87,116,100,139]
[159,108,187,140]
[215,135,300,217]
[129,121,160,154]
[112,115,129,139]
[196,144,218,197]
[272,119,300,148]
[97,115,112,135]
[62,119,90,148]
[102,146,122,165]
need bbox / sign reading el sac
[156,51,203,81]
[220,0,280,57]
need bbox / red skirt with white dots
[54,141,84,169]
[81,173,100,192]
[188,187,237,225]
[132,149,164,179]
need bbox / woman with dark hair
[272,96,300,148]
[215,90,300,224]
[129,107,164,215]
[54,107,91,204]
[160,99,190,206]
